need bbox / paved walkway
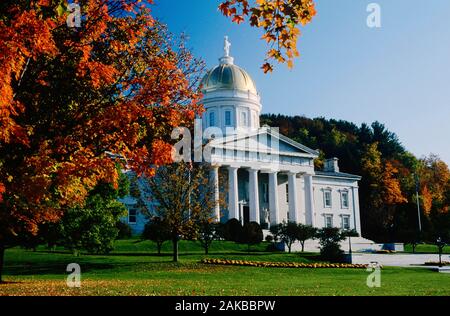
[351,253,450,267]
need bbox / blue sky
[152,0,450,164]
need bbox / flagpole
[414,173,422,232]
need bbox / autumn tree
[145,162,226,262]
[219,0,317,72]
[0,0,203,282]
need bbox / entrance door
[243,206,250,224]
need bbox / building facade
[121,38,362,236]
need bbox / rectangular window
[225,111,231,126]
[342,216,350,230]
[341,191,349,209]
[324,190,332,208]
[325,215,333,228]
[209,112,215,127]
[128,208,137,224]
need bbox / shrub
[316,227,346,262]
[116,221,132,239]
[224,218,243,242]
[265,235,274,242]
[241,222,263,251]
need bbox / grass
[0,239,449,296]
[403,243,450,254]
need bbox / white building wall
[312,176,361,234]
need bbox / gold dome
[201,63,257,95]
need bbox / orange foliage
[219,0,316,72]
[0,1,203,239]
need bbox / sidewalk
[350,253,450,267]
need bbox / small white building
[122,38,362,237]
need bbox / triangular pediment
[208,127,319,157]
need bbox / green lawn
[0,240,449,296]
[403,243,450,254]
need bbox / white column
[248,168,260,224]
[211,166,221,222]
[288,172,300,223]
[268,171,280,225]
[352,186,362,235]
[304,174,315,226]
[228,166,239,220]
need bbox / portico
[210,137,317,227]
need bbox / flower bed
[200,258,371,269]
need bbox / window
[324,190,332,208]
[342,215,350,230]
[241,112,247,127]
[286,184,289,203]
[128,208,137,224]
[209,112,215,127]
[341,191,349,209]
[225,111,231,126]
[262,183,269,203]
[325,215,333,228]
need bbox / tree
[146,162,225,262]
[241,222,263,252]
[270,221,303,253]
[297,224,317,252]
[197,220,219,255]
[219,0,317,72]
[142,217,171,256]
[398,230,421,254]
[0,1,203,282]
[57,174,129,255]
[316,227,346,262]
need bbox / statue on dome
[224,36,231,57]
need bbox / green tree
[297,224,317,252]
[142,217,171,255]
[316,227,346,262]
[271,222,300,253]
[197,220,219,255]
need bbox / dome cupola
[201,36,262,135]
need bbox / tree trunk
[172,237,178,262]
[157,243,162,256]
[288,243,292,253]
[301,241,305,252]
[412,244,416,254]
[0,243,5,284]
